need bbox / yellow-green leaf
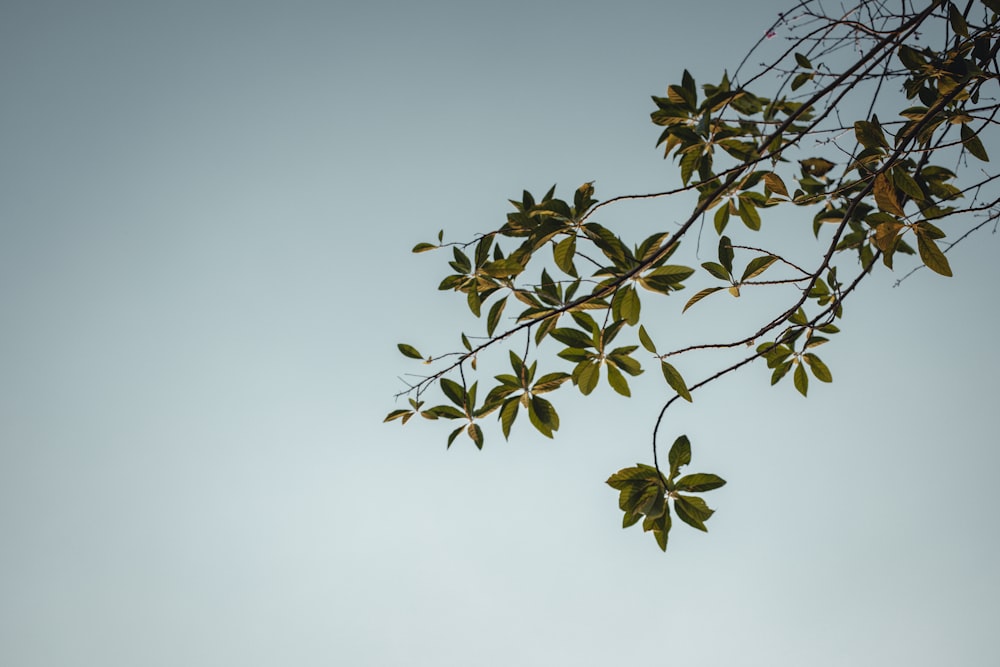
[793,362,808,396]
[553,236,577,275]
[804,353,833,382]
[960,124,989,162]
[661,361,692,402]
[397,343,423,359]
[855,119,889,150]
[606,363,631,397]
[638,325,657,354]
[740,255,778,282]
[384,409,411,423]
[683,287,723,312]
[916,234,953,276]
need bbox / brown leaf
[872,221,904,252]
[873,173,905,216]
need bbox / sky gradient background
[2,1,999,665]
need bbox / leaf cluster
[606,436,726,551]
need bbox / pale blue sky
[1,1,998,665]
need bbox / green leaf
[608,350,642,376]
[508,350,526,380]
[638,325,657,354]
[468,423,484,450]
[570,311,600,336]
[674,473,727,493]
[666,69,697,110]
[446,425,464,448]
[528,395,558,437]
[485,297,507,337]
[481,258,525,278]
[804,353,833,382]
[492,373,520,389]
[949,2,969,36]
[484,384,516,410]
[701,261,731,281]
[791,72,812,91]
[794,52,813,69]
[533,313,558,345]
[758,341,792,366]
[622,509,642,528]
[636,232,672,262]
[606,363,631,397]
[960,124,989,162]
[738,198,761,230]
[422,405,466,420]
[793,362,809,397]
[616,477,653,508]
[574,181,596,212]
[606,464,663,489]
[553,236,577,276]
[614,483,644,512]
[397,343,423,359]
[550,327,594,349]
[558,347,592,363]
[771,361,793,385]
[642,490,666,520]
[612,286,641,325]
[583,222,631,266]
[532,372,571,394]
[412,242,437,253]
[714,204,730,234]
[892,167,924,201]
[683,287,723,312]
[384,409,411,423]
[467,288,482,317]
[854,119,889,150]
[629,485,662,516]
[740,255,778,282]
[647,265,695,283]
[800,157,836,178]
[674,495,714,532]
[897,44,926,71]
[467,380,479,408]
[916,234,953,276]
[499,398,519,438]
[440,378,467,408]
[653,513,671,551]
[681,69,696,96]
[451,247,472,273]
[661,361,693,402]
[575,361,600,395]
[668,435,691,480]
[915,220,946,240]
[718,235,734,274]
